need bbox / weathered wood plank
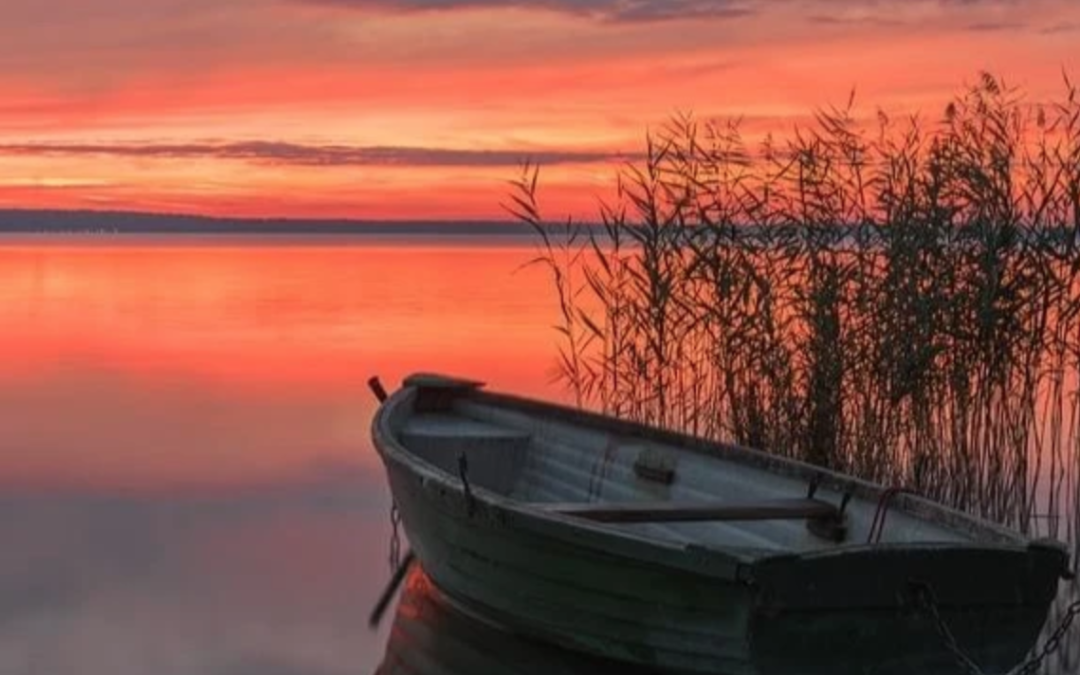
[539,498,839,523]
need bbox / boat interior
[384,376,1012,556]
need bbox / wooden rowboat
[370,373,1073,674]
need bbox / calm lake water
[0,235,1076,675]
[0,235,563,675]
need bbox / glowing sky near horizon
[1,0,1078,219]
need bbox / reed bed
[509,72,1080,529]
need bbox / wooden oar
[366,375,416,630]
[368,550,415,629]
[540,497,840,523]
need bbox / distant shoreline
[0,207,547,237]
[6,208,1073,248]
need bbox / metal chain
[388,502,402,572]
[1010,598,1080,675]
[913,582,1080,675]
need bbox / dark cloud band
[295,0,1024,25]
[301,0,756,22]
[0,140,628,167]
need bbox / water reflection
[0,237,558,490]
[0,237,1077,674]
[0,237,558,675]
[0,483,387,675]
[375,568,651,675]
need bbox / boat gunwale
[372,376,1067,578]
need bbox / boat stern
[745,542,1070,674]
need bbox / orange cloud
[0,0,1077,218]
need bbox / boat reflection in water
[375,565,1066,675]
[374,567,651,675]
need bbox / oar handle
[368,376,388,403]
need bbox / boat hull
[385,458,759,674]
[376,567,656,675]
[384,456,1061,674]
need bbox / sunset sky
[1,0,1078,220]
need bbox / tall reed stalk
[510,72,1080,525]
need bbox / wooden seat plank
[537,498,840,524]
